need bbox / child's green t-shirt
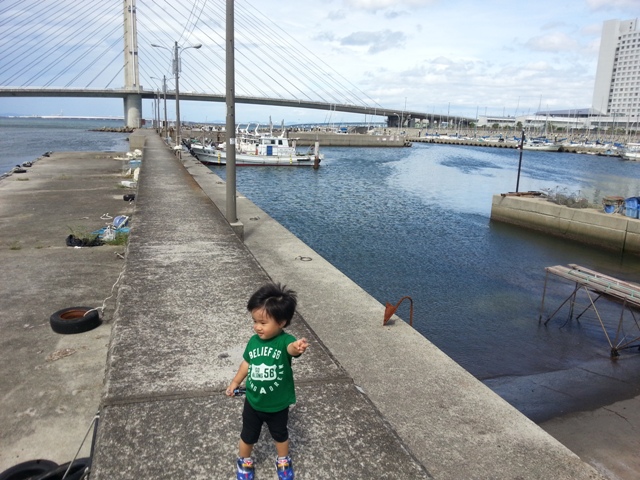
[243,331,297,412]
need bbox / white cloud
[344,0,436,10]
[525,32,580,52]
[327,9,347,20]
[585,0,639,10]
[340,30,407,53]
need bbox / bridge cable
[20,2,120,87]
[2,1,118,86]
[88,47,126,89]
[66,36,123,88]
[139,0,276,99]
[0,1,92,76]
[242,0,382,109]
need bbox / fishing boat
[621,143,640,161]
[193,129,322,166]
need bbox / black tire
[31,458,91,480]
[49,307,101,335]
[0,459,58,480]
[123,193,135,201]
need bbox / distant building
[592,18,640,119]
[476,115,517,128]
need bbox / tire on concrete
[31,458,91,480]
[49,307,101,335]
[0,459,58,480]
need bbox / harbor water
[0,117,129,175]
[4,118,640,414]
[209,143,640,382]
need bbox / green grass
[104,231,129,246]
[67,225,129,246]
[9,241,21,250]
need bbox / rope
[86,261,127,318]
[61,412,99,480]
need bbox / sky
[1,0,639,124]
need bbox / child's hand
[225,382,238,396]
[290,338,309,356]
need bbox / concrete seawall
[408,136,622,156]
[289,131,408,147]
[491,194,640,255]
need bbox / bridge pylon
[123,0,141,128]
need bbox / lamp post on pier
[151,41,201,156]
[151,75,169,141]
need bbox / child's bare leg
[239,439,254,458]
[275,439,289,457]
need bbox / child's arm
[226,360,249,396]
[287,338,309,357]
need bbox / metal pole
[174,41,181,156]
[225,0,237,223]
[515,129,525,193]
[163,75,168,141]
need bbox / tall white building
[592,18,640,119]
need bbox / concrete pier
[1,132,618,479]
[90,131,603,479]
[490,194,640,255]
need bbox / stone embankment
[89,126,135,133]
[491,193,640,255]
[409,135,621,156]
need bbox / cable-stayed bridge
[0,0,459,128]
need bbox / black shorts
[240,400,289,444]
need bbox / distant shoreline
[0,115,124,121]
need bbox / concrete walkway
[89,130,604,479]
[0,151,133,470]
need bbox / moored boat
[193,129,322,167]
[621,143,640,161]
[522,139,561,151]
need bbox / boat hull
[522,144,561,152]
[195,151,320,167]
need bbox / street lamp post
[152,75,169,141]
[151,41,201,156]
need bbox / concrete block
[128,130,147,150]
[624,231,640,255]
[490,195,639,255]
[626,217,640,234]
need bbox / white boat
[193,129,322,167]
[187,141,211,156]
[522,139,561,152]
[621,143,640,161]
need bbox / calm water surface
[0,117,129,174]
[211,143,640,381]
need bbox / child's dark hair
[247,283,297,327]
